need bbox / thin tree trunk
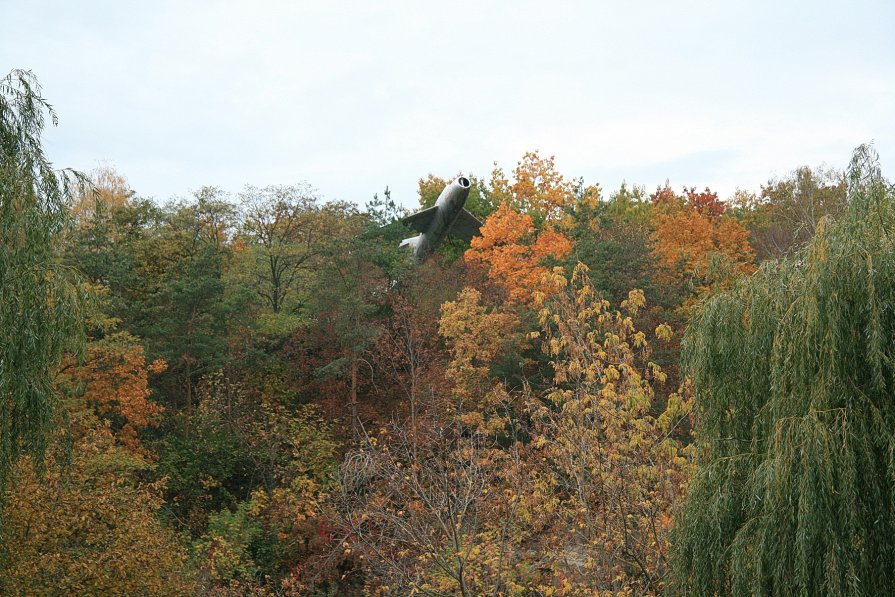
[185,361,192,436]
[350,356,358,439]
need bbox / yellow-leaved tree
[0,421,194,595]
[527,264,692,595]
[438,286,522,428]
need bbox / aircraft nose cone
[456,176,471,189]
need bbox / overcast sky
[4,0,894,208]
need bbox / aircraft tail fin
[399,234,421,250]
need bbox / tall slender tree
[240,184,323,315]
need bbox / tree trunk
[350,356,358,439]
[184,361,192,436]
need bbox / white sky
[4,0,894,209]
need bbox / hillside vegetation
[3,70,891,596]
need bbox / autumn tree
[0,418,194,595]
[741,165,848,259]
[438,287,523,425]
[464,151,580,305]
[58,332,167,456]
[671,146,895,596]
[0,69,84,487]
[490,151,578,222]
[526,264,690,595]
[466,205,572,305]
[682,186,725,217]
[650,185,755,307]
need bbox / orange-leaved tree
[466,205,572,304]
[490,151,576,222]
[650,185,755,306]
[465,151,580,305]
[59,332,167,456]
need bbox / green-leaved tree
[0,70,83,487]
[671,145,895,596]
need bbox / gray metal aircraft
[399,176,482,261]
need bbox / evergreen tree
[671,145,895,595]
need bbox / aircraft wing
[401,206,439,233]
[448,209,483,243]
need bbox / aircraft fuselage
[400,177,475,261]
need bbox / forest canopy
[2,69,892,596]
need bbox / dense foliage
[0,70,84,488]
[6,71,891,596]
[671,146,895,596]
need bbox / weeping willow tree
[0,70,83,488]
[670,145,895,596]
